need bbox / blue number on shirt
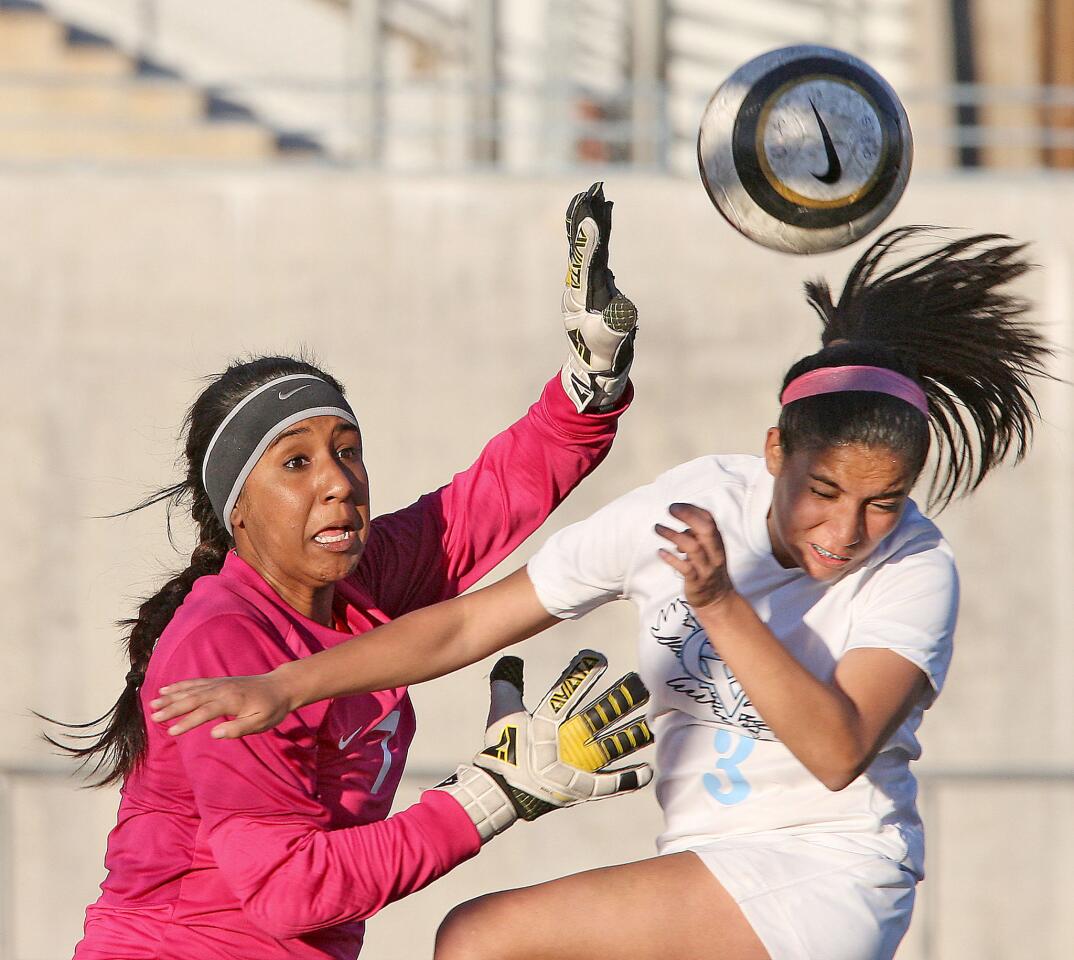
[703,728,754,806]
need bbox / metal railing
[3,0,1071,170]
[2,74,1074,171]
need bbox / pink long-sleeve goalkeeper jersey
[74,377,629,960]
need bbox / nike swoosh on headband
[279,384,312,400]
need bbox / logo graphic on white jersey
[650,599,776,741]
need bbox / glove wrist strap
[430,765,518,844]
[561,354,630,414]
[481,768,559,821]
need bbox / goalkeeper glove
[430,650,654,843]
[561,183,639,413]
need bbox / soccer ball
[698,45,913,255]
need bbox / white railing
[3,70,1074,171]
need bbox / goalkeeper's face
[229,415,371,600]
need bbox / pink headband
[780,365,929,416]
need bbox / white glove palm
[561,183,639,413]
[431,651,653,842]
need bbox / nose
[320,455,357,502]
[832,505,864,550]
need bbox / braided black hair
[41,355,346,786]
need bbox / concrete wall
[1,172,1072,959]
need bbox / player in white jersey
[150,227,1051,960]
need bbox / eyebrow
[269,426,311,448]
[808,473,909,499]
[268,422,361,450]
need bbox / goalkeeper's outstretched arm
[151,568,561,739]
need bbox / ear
[229,495,245,532]
[763,427,784,478]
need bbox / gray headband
[202,374,358,535]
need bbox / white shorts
[683,834,917,960]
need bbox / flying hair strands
[797,225,1053,509]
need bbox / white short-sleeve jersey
[527,455,957,878]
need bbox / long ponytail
[42,355,346,786]
[779,226,1053,509]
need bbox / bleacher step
[0,10,66,70]
[0,5,317,162]
[0,122,278,161]
[0,79,204,122]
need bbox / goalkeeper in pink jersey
[51,184,652,960]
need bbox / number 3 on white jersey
[703,728,754,806]
[371,709,401,794]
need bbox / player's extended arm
[657,503,933,791]
[168,628,651,937]
[151,567,557,738]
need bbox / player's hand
[560,182,638,413]
[431,650,654,842]
[656,503,737,610]
[149,673,294,739]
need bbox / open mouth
[313,525,357,547]
[810,542,852,564]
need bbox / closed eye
[870,500,902,513]
[810,487,836,500]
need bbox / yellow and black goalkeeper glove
[431,650,654,843]
[561,183,639,413]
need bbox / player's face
[763,429,915,581]
[230,415,371,617]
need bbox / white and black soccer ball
[698,45,913,255]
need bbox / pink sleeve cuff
[418,786,483,860]
[539,374,633,439]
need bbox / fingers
[668,501,715,525]
[163,702,272,739]
[655,524,711,570]
[601,292,637,335]
[590,762,654,798]
[556,673,652,771]
[487,656,526,727]
[149,680,248,733]
[153,678,215,698]
[489,655,524,694]
[210,717,265,740]
[655,504,725,565]
[534,650,608,722]
[162,702,234,737]
[149,690,217,724]
[565,182,607,245]
[565,182,612,314]
[594,717,654,763]
[575,672,649,734]
[566,216,599,299]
